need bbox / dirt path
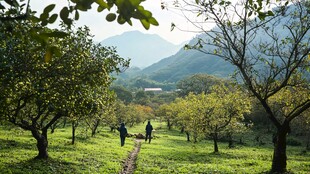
[119,139,143,174]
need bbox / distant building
[144,88,162,92]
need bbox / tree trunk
[91,120,100,137]
[72,122,76,145]
[63,117,67,128]
[167,119,171,130]
[228,133,233,148]
[32,129,48,159]
[306,131,310,150]
[186,131,190,142]
[193,132,197,143]
[50,121,58,134]
[213,133,219,153]
[181,126,184,133]
[110,126,116,132]
[271,124,289,173]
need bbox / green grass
[0,122,309,173]
[135,123,310,174]
[0,125,135,173]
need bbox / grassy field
[0,124,134,173]
[0,122,309,173]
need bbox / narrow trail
[119,139,143,174]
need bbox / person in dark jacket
[118,123,127,146]
[145,121,153,143]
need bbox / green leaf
[48,14,58,23]
[249,0,253,5]
[41,31,68,38]
[4,0,18,7]
[97,6,105,12]
[40,12,49,20]
[106,13,117,22]
[96,0,109,9]
[30,16,40,23]
[127,19,133,26]
[139,8,152,18]
[285,1,289,6]
[41,20,48,26]
[129,0,141,7]
[267,10,274,16]
[117,15,126,24]
[60,7,69,21]
[75,10,79,20]
[140,19,150,30]
[44,47,52,62]
[258,12,266,20]
[149,17,159,26]
[248,11,253,17]
[75,4,88,11]
[30,29,48,45]
[43,4,56,14]
[131,11,144,19]
[227,21,231,27]
[50,46,61,57]
[63,19,73,27]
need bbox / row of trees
[157,83,252,152]
[1,1,308,173]
[0,20,129,158]
[49,99,155,145]
[169,0,310,172]
[0,0,161,159]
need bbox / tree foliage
[174,0,310,172]
[174,84,251,151]
[113,100,154,128]
[111,85,133,104]
[0,0,158,62]
[176,74,227,97]
[0,21,128,159]
[0,0,158,29]
[156,103,178,130]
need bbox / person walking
[118,123,127,146]
[145,121,153,143]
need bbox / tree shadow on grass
[0,137,79,154]
[0,138,34,150]
[1,157,83,174]
[164,148,238,164]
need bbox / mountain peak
[100,31,184,68]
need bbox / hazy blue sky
[30,0,197,45]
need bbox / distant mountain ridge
[130,4,303,83]
[113,36,236,83]
[100,31,184,68]
[140,37,235,82]
[114,3,305,85]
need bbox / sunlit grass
[0,125,135,173]
[135,123,310,174]
[0,121,309,173]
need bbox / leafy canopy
[0,0,159,29]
